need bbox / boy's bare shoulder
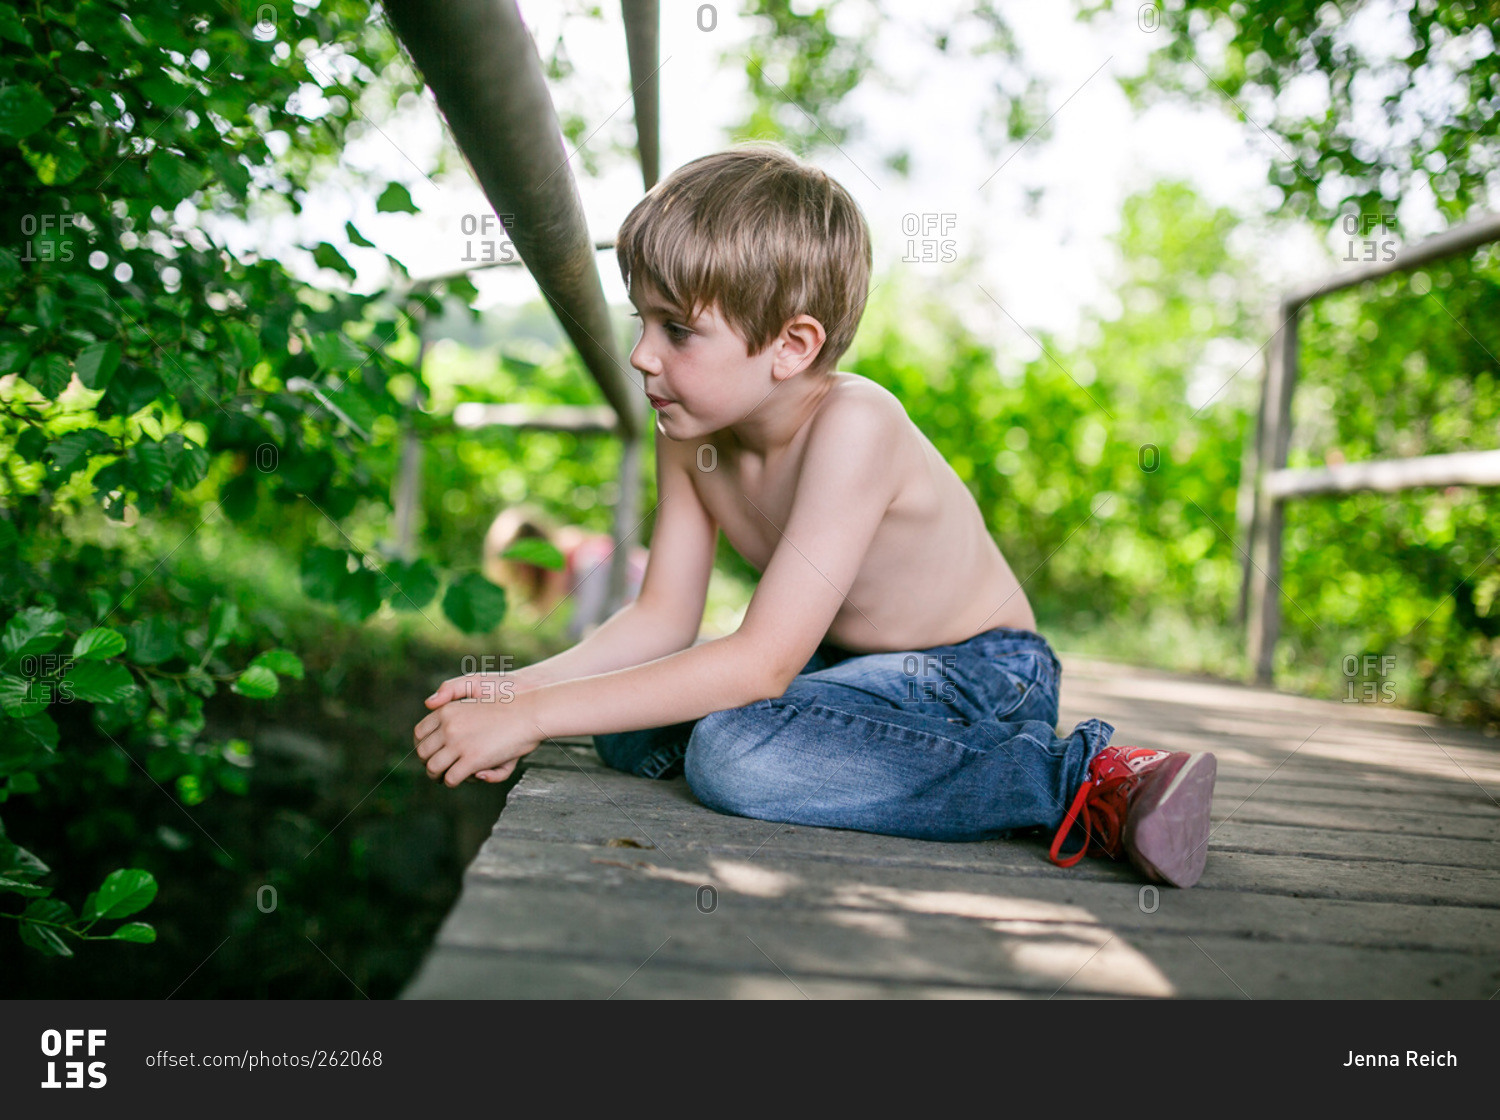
[811,371,909,434]
[804,372,919,468]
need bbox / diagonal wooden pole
[383,0,641,441]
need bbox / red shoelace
[1048,746,1172,867]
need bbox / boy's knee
[684,706,779,814]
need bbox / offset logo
[40,1029,107,1088]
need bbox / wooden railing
[1239,212,1500,684]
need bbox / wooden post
[1246,302,1300,685]
[1235,332,1272,627]
[603,431,644,626]
[621,0,661,191]
[393,310,432,562]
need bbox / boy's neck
[721,368,839,458]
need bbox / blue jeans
[593,626,1114,842]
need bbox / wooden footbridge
[401,655,1500,999]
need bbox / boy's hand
[424,670,536,709]
[414,688,546,787]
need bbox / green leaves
[225,321,261,370]
[501,537,566,570]
[44,427,116,485]
[19,899,74,956]
[248,648,304,679]
[376,182,417,213]
[110,922,156,943]
[0,0,428,977]
[7,868,159,957]
[0,81,53,139]
[63,661,137,705]
[2,607,65,663]
[300,548,497,629]
[88,868,157,920]
[0,336,30,375]
[442,572,508,634]
[147,153,205,199]
[312,242,357,280]
[385,558,439,610]
[230,664,278,699]
[126,616,177,666]
[309,332,368,373]
[74,341,122,390]
[72,627,127,661]
[26,352,71,397]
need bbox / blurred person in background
[482,504,647,640]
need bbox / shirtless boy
[415,143,1218,888]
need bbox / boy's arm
[523,393,900,738]
[425,427,717,704]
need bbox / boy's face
[628,283,786,441]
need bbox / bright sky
[207,0,1456,359]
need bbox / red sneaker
[1048,745,1217,888]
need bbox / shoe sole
[1123,751,1218,888]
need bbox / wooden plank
[1267,450,1500,498]
[1281,211,1500,307]
[1198,821,1498,870]
[451,403,617,432]
[491,768,1500,907]
[405,939,1498,999]
[408,878,1500,998]
[461,836,1500,954]
[403,950,1066,999]
[1211,800,1500,842]
[1210,777,1500,818]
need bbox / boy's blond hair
[616,141,872,373]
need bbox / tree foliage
[1091,0,1500,224]
[0,0,507,959]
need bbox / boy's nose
[629,336,660,377]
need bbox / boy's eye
[628,309,690,342]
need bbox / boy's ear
[771,313,828,380]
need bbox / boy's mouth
[647,394,673,409]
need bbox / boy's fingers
[427,676,480,706]
[475,759,518,783]
[425,744,457,780]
